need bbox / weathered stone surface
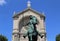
[12,8,46,41]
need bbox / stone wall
[12,10,46,41]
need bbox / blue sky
[0,0,60,41]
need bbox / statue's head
[29,15,38,24]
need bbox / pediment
[13,8,45,20]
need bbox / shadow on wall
[19,16,39,32]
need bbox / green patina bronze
[23,15,43,41]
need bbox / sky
[0,0,60,41]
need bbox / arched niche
[18,15,39,34]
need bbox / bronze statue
[23,15,43,41]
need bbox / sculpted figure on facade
[23,15,44,41]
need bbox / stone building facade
[12,8,46,41]
[12,1,47,41]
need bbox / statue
[23,15,43,41]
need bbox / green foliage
[0,35,8,41]
[56,34,60,41]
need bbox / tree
[0,35,8,41]
[56,34,60,41]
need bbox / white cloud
[0,0,6,6]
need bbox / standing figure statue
[23,15,43,41]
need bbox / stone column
[12,28,20,41]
